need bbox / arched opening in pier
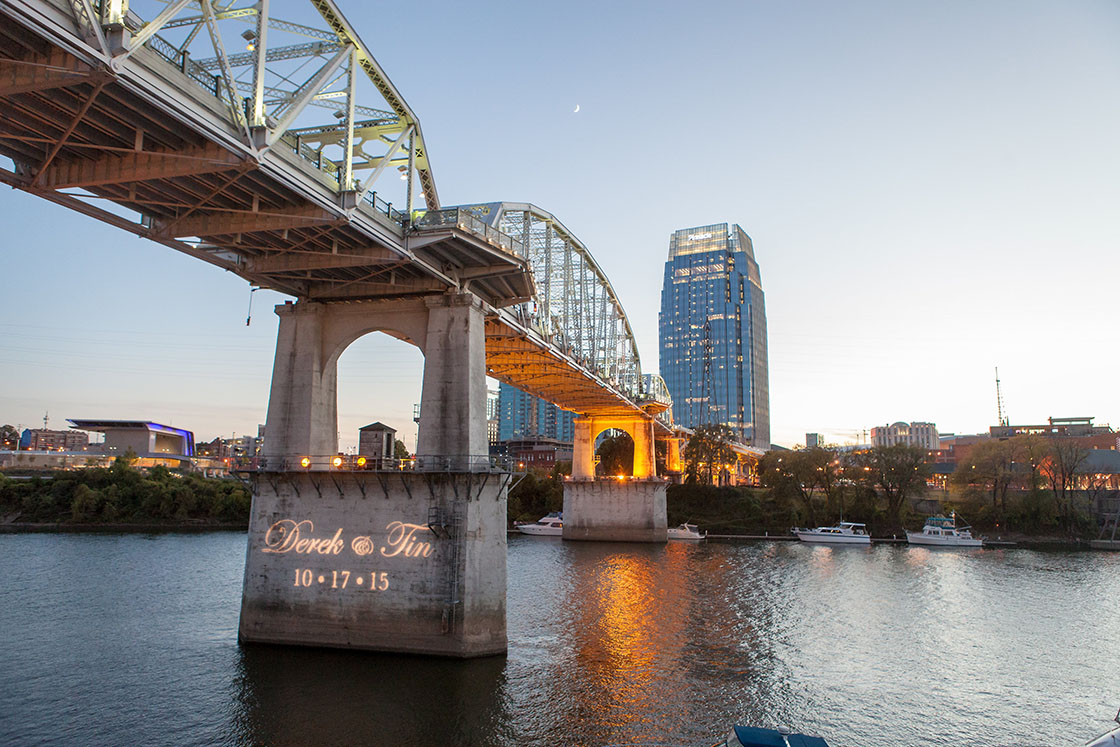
[335,332,424,456]
[595,428,635,477]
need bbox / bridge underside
[485,317,647,419]
[0,11,534,307]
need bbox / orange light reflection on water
[573,548,691,734]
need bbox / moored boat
[906,513,983,548]
[792,521,871,545]
[667,523,705,541]
[515,512,563,536]
[721,724,830,746]
[1086,708,1120,746]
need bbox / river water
[0,531,1116,746]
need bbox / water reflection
[232,644,509,746]
[504,540,798,746]
[575,548,673,738]
[2,534,1118,746]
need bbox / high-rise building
[658,223,769,448]
[497,381,575,443]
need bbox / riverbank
[0,521,247,533]
[3,523,1097,550]
[701,533,1090,550]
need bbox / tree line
[682,426,1105,538]
[0,450,250,525]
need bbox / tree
[952,439,1016,514]
[683,424,736,485]
[1081,464,1113,528]
[852,444,930,529]
[1011,433,1048,496]
[111,447,137,475]
[596,432,634,476]
[1041,437,1089,537]
[393,439,410,459]
[759,446,839,526]
[654,439,669,476]
[507,467,563,523]
[0,424,18,450]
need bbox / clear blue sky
[2,0,1118,450]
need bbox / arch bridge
[0,0,674,473]
[0,0,686,656]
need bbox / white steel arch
[460,203,644,400]
[83,0,438,210]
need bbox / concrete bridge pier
[240,293,508,657]
[563,416,667,542]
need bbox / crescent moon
[573,104,580,113]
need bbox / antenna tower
[995,367,1009,427]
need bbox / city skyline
[2,1,1118,450]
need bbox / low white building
[871,421,939,450]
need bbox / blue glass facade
[658,223,769,448]
[497,381,575,443]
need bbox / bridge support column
[563,416,667,542]
[247,294,508,657]
[416,293,489,470]
[262,301,338,463]
[666,437,683,474]
[571,418,596,480]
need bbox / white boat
[792,521,871,545]
[515,512,563,536]
[667,523,705,541]
[906,513,983,547]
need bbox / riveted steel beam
[244,246,398,273]
[158,203,338,237]
[0,51,95,96]
[38,141,243,189]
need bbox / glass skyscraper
[497,381,575,443]
[658,223,769,448]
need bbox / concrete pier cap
[562,477,668,543]
[239,470,509,658]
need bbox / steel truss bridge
[0,0,677,428]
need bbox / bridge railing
[414,209,524,257]
[232,454,516,473]
[144,33,222,99]
[639,373,675,425]
[138,30,408,226]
